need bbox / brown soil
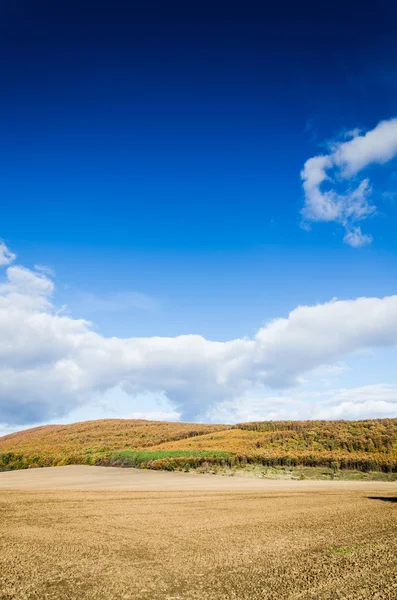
[1,467,396,599]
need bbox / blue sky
[1,0,397,434]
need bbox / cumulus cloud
[1,242,397,425]
[301,117,397,246]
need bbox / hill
[1,418,397,474]
[0,419,228,468]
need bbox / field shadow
[368,496,397,503]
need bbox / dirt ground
[1,467,397,599]
[1,464,397,491]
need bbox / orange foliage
[2,418,397,472]
[0,419,229,456]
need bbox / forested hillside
[1,418,397,473]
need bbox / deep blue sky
[1,0,397,341]
[2,0,397,430]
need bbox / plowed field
[1,467,396,599]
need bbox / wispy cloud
[0,241,16,266]
[34,264,56,278]
[73,290,157,313]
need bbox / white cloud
[324,383,397,405]
[122,411,180,421]
[2,243,397,425]
[253,297,397,388]
[301,117,397,246]
[314,384,397,419]
[332,119,397,176]
[0,265,54,310]
[0,241,16,266]
[206,384,397,423]
[321,400,397,419]
[34,264,56,278]
[343,227,373,248]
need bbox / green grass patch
[94,449,233,470]
[330,544,374,555]
[331,546,358,555]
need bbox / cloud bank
[208,384,397,424]
[301,117,397,246]
[1,242,397,425]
